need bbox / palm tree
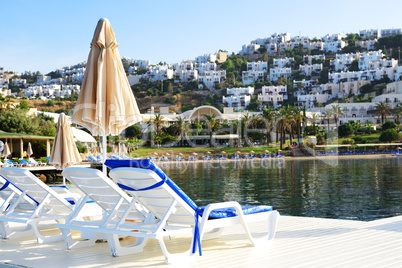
[174,116,187,147]
[322,109,333,132]
[393,103,402,123]
[351,121,362,136]
[331,104,345,129]
[292,107,304,142]
[364,121,373,134]
[309,113,320,135]
[147,113,164,137]
[204,113,220,147]
[278,106,294,149]
[262,107,275,145]
[249,114,260,129]
[241,113,252,146]
[374,101,391,124]
[231,119,241,147]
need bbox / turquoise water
[158,157,402,221]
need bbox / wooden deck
[1,215,401,267]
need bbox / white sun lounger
[0,175,38,212]
[56,167,151,250]
[0,167,102,243]
[98,159,280,264]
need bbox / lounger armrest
[200,201,243,219]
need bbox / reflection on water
[159,157,402,221]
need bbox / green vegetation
[374,34,402,59]
[379,129,400,142]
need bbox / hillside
[24,92,208,115]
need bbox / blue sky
[1,0,401,74]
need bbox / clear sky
[1,0,401,74]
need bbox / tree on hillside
[125,124,142,139]
[348,59,360,71]
[359,83,374,94]
[0,109,56,137]
[258,47,267,54]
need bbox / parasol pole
[102,134,107,174]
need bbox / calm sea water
[157,157,402,221]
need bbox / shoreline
[147,152,398,164]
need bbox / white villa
[222,86,254,111]
[269,67,291,81]
[198,71,226,89]
[273,58,294,68]
[359,29,379,39]
[242,61,267,84]
[308,93,402,129]
[24,84,80,99]
[381,28,401,37]
[174,70,198,82]
[258,85,287,108]
[299,64,323,76]
[196,62,217,75]
[143,65,174,81]
[303,55,326,65]
[329,66,402,84]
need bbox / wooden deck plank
[0,215,401,267]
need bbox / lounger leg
[201,227,224,241]
[0,221,33,239]
[30,222,64,243]
[107,234,148,257]
[249,211,280,245]
[60,228,100,249]
[0,221,9,239]
[267,211,280,241]
[157,237,193,264]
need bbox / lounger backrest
[109,167,195,226]
[0,175,13,200]
[0,175,37,210]
[62,167,146,221]
[0,168,73,215]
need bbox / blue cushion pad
[198,205,273,219]
[64,198,94,205]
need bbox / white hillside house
[222,87,254,111]
[258,85,287,108]
[269,67,291,81]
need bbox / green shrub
[338,123,354,137]
[381,120,397,131]
[351,136,367,144]
[342,139,355,145]
[379,129,400,142]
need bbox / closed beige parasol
[50,113,81,170]
[72,18,141,172]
